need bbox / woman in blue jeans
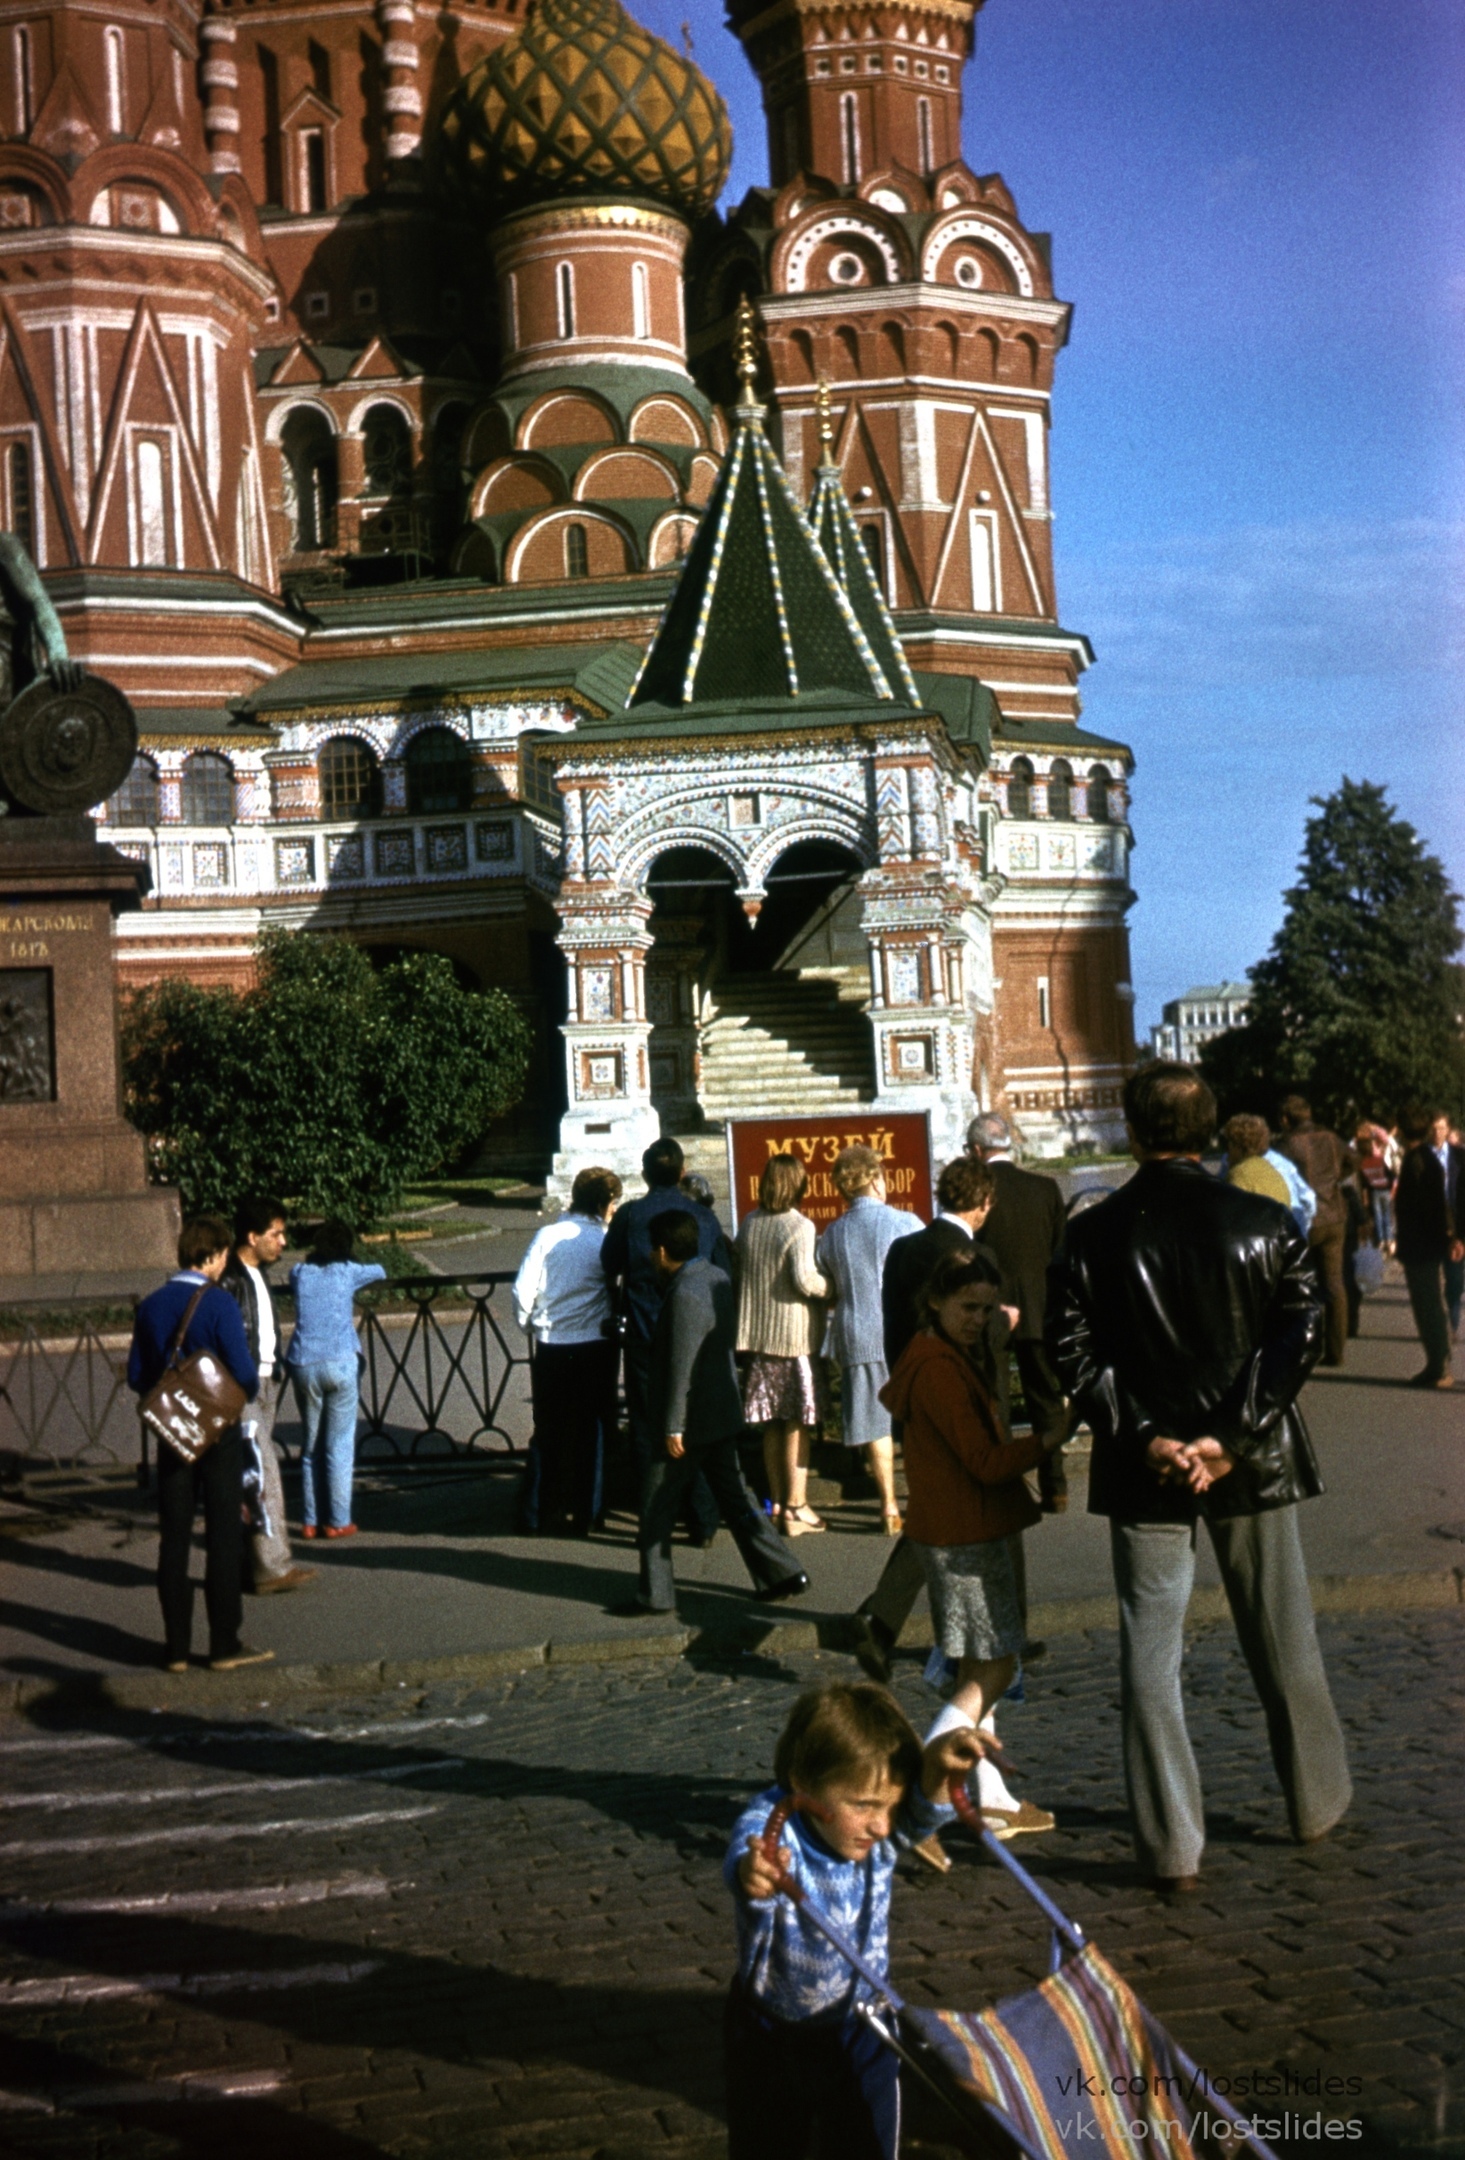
[286,1221,386,1538]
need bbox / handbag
[139,1285,248,1464]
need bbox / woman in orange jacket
[881,1246,1067,1844]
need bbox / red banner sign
[725,1113,934,1231]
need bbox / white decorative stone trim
[921,214,1036,296]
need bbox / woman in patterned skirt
[735,1154,829,1536]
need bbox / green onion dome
[438,0,732,221]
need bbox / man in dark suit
[600,1136,731,1542]
[617,1209,806,1615]
[1395,1105,1464,1388]
[850,1156,1004,1680]
[967,1112,1071,1512]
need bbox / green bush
[122,929,532,1223]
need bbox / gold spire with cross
[815,376,837,466]
[734,294,762,416]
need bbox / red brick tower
[0,0,289,693]
[710,0,1138,1151]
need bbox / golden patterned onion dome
[438,0,732,220]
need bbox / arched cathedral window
[319,737,382,819]
[181,753,235,826]
[406,727,471,815]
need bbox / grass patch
[398,1175,538,1211]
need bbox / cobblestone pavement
[0,1611,1460,2160]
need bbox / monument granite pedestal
[0,635,180,1295]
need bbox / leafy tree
[122,929,532,1221]
[1200,779,1462,1126]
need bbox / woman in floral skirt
[735,1155,829,1536]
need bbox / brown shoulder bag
[139,1285,248,1464]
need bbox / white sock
[923,1703,976,1746]
[975,1711,1020,1814]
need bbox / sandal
[783,1504,827,1535]
[911,1832,951,1873]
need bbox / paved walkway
[1,1280,1461,1708]
[0,1610,1459,2156]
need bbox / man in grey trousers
[1047,1062,1351,1894]
[616,1210,807,1615]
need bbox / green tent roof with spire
[628,307,916,715]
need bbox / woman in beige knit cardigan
[735,1155,830,1536]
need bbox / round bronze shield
[0,673,139,815]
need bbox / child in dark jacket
[723,1681,981,2160]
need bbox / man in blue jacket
[129,1216,268,1673]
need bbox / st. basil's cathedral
[0,0,1138,1184]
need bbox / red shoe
[323,1523,358,1539]
[300,1524,319,1540]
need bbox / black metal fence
[0,1275,533,1477]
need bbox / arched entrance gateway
[642,838,871,1131]
[540,319,1005,1198]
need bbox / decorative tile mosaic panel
[646,974,678,1024]
[160,845,184,887]
[729,792,760,828]
[274,837,315,886]
[1084,836,1113,871]
[375,831,415,877]
[192,843,229,887]
[1047,833,1077,870]
[875,765,910,859]
[578,1050,623,1098]
[476,822,514,862]
[1007,832,1038,870]
[580,966,616,1021]
[426,825,468,874]
[886,948,924,1004]
[113,842,150,867]
[327,834,366,880]
[891,1034,934,1078]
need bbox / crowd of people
[509,1063,1459,1923]
[122,1062,1458,2155]
[1218,1097,1462,1387]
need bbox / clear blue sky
[643,0,1465,1033]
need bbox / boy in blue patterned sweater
[723,1681,982,2159]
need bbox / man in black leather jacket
[1046,1062,1351,1892]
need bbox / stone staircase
[697,969,875,1124]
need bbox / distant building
[1150,984,1250,1065]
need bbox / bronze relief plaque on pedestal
[0,967,53,1101]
